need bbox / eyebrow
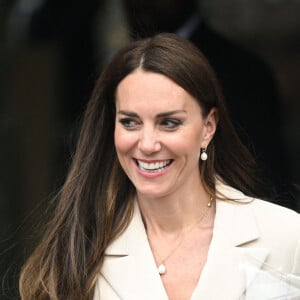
[117,110,187,118]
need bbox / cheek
[114,128,136,154]
[114,129,129,171]
[168,129,203,154]
[114,128,125,153]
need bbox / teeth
[137,160,171,172]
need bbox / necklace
[152,196,214,276]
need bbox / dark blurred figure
[122,0,297,209]
[27,0,102,124]
[9,0,105,181]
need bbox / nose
[138,127,161,154]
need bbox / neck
[137,187,215,237]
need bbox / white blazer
[94,183,300,299]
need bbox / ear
[201,108,218,148]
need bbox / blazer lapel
[101,183,270,300]
[100,201,168,300]
[192,185,270,300]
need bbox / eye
[160,118,182,130]
[118,118,140,129]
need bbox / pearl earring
[200,148,208,161]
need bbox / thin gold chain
[150,196,214,268]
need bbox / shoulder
[250,197,299,221]
[248,198,300,242]
[216,182,300,273]
[216,181,300,242]
[217,180,298,217]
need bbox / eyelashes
[118,118,183,131]
[160,119,182,130]
[118,118,139,128]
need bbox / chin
[136,186,171,199]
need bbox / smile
[136,159,172,173]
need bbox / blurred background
[1,0,300,298]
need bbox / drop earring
[200,148,208,161]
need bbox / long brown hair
[19,33,270,299]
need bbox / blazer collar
[101,183,269,300]
[192,183,269,299]
[101,201,169,300]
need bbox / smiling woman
[114,70,217,199]
[19,33,300,300]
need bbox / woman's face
[114,69,217,198]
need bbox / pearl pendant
[158,263,167,275]
[200,152,208,161]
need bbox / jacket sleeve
[292,224,300,275]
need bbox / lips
[136,159,172,173]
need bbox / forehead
[115,70,201,112]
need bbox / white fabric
[94,183,300,299]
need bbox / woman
[19,33,299,299]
